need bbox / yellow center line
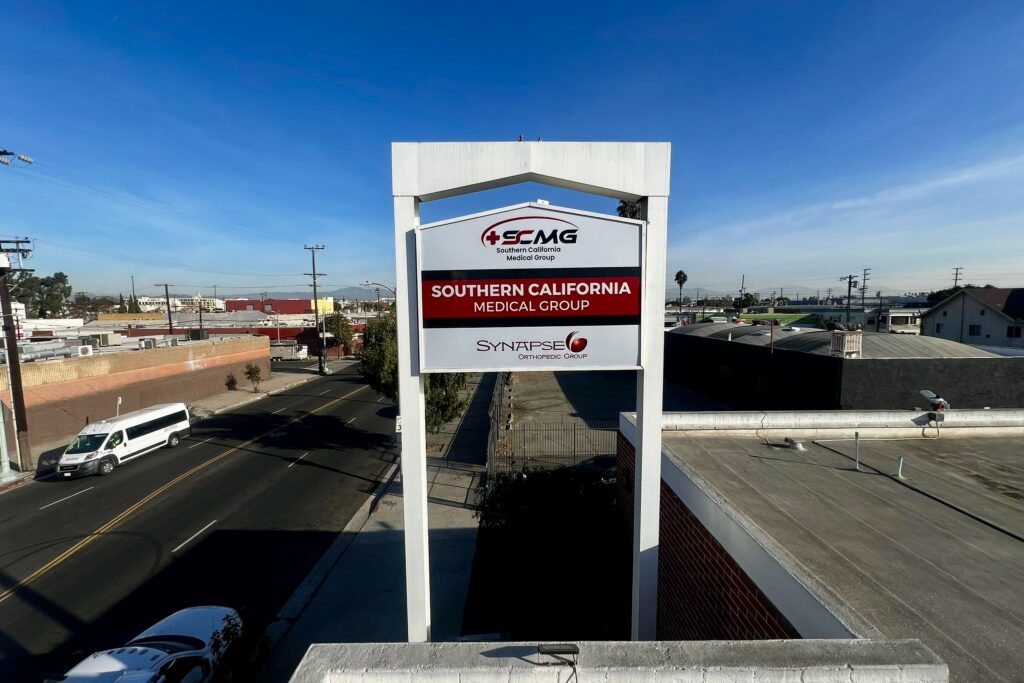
[0,384,370,605]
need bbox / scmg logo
[480,215,579,247]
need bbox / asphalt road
[0,365,396,680]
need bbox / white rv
[57,403,192,478]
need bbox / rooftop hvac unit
[76,345,94,357]
[169,338,179,346]
[830,330,863,359]
[140,339,157,350]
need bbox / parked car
[48,606,242,683]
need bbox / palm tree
[617,200,642,219]
[674,270,688,307]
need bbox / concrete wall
[664,331,1024,409]
[0,336,270,464]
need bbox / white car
[50,606,242,683]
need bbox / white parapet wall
[618,409,1024,440]
[290,641,947,683]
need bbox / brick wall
[617,435,799,640]
[0,337,270,464]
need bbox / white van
[57,403,192,478]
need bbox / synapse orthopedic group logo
[565,331,588,352]
[475,331,590,358]
[480,215,579,247]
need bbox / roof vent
[784,437,806,451]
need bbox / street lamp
[361,282,396,313]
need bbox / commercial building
[0,335,270,465]
[225,297,334,315]
[613,409,1024,682]
[665,323,1024,409]
[176,293,226,312]
[921,287,1024,349]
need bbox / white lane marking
[376,395,383,402]
[319,389,330,395]
[39,486,95,510]
[287,451,311,469]
[272,407,287,415]
[188,437,214,449]
[346,417,356,425]
[172,519,217,554]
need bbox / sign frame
[415,202,646,373]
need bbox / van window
[125,410,188,440]
[106,431,125,449]
[67,434,108,454]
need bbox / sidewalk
[11,359,356,487]
[256,464,481,682]
[255,374,494,683]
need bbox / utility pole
[130,275,136,311]
[155,284,174,335]
[304,245,326,375]
[738,274,746,311]
[197,291,204,334]
[0,238,34,471]
[876,290,883,332]
[860,268,871,311]
[827,287,833,305]
[840,274,858,325]
[953,266,963,289]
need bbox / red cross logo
[483,230,501,246]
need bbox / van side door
[105,430,130,463]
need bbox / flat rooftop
[672,323,1000,358]
[662,430,1024,681]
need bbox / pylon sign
[417,203,643,372]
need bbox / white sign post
[393,142,670,643]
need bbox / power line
[7,164,284,241]
[34,238,302,277]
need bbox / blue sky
[1,1,1022,301]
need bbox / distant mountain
[222,286,381,301]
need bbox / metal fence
[490,419,618,477]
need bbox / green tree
[358,312,467,433]
[67,292,118,319]
[926,283,994,304]
[117,293,127,313]
[674,270,688,306]
[325,313,353,357]
[128,295,142,314]
[13,271,72,318]
[359,313,399,398]
[733,292,758,310]
[244,363,262,392]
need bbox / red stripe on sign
[422,276,640,320]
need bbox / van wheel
[98,458,116,476]
[167,433,181,448]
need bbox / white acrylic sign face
[417,203,643,372]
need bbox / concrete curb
[0,471,34,496]
[263,459,400,650]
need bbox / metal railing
[490,419,618,477]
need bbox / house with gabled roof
[921,287,1024,348]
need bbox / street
[0,365,395,680]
